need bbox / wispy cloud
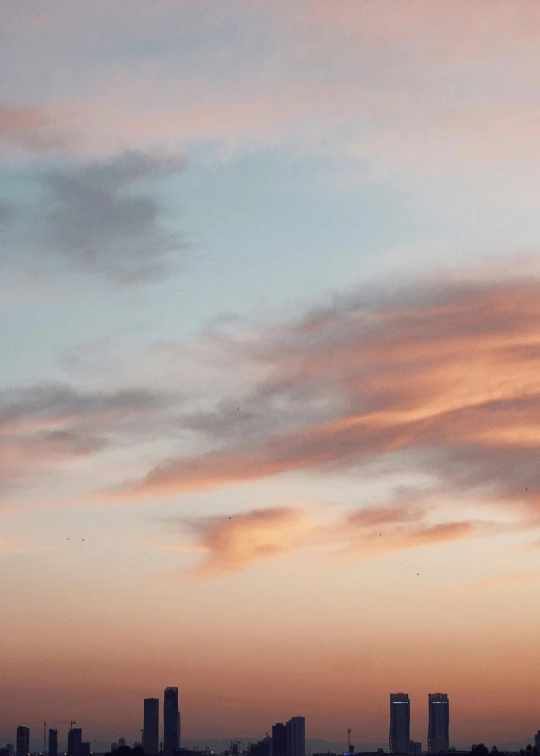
[120,275,540,523]
[4,3,540,178]
[164,507,309,577]
[0,104,78,155]
[160,502,498,578]
[1,150,187,283]
[35,150,187,283]
[0,383,171,498]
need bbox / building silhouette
[286,717,305,756]
[535,732,540,751]
[249,739,271,756]
[143,698,160,756]
[16,727,29,756]
[428,694,449,753]
[389,693,410,754]
[80,744,91,756]
[48,730,58,756]
[164,687,180,756]
[272,723,287,756]
[67,729,83,756]
[409,741,422,756]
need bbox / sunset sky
[2,1,540,751]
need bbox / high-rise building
[49,730,58,756]
[389,694,410,754]
[67,729,83,756]
[163,687,180,756]
[16,727,30,756]
[143,698,160,756]
[535,732,540,751]
[428,694,449,753]
[286,717,305,756]
[272,724,287,756]
[250,740,271,756]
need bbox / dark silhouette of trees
[471,745,489,756]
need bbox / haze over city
[2,1,540,751]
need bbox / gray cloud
[36,150,187,282]
[0,383,171,496]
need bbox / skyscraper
[16,727,29,756]
[67,729,83,756]
[272,724,287,756]
[389,693,410,754]
[163,687,180,756]
[286,717,305,756]
[48,730,58,756]
[534,731,540,751]
[143,698,160,756]
[428,694,449,753]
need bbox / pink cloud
[0,105,78,154]
[163,502,497,577]
[173,507,309,577]
[119,276,540,524]
[5,2,540,176]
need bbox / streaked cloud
[162,502,497,577]
[0,383,170,497]
[124,276,540,522]
[3,3,540,178]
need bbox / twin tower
[143,688,180,756]
[389,693,450,755]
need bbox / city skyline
[4,691,538,755]
[2,0,540,747]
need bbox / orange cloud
[171,507,309,577]
[161,502,500,577]
[124,277,540,524]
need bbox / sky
[2,0,540,751]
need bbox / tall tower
[428,694,449,753]
[16,727,30,756]
[389,693,410,754]
[143,699,159,756]
[286,717,305,756]
[272,724,287,756]
[67,729,83,756]
[163,687,180,756]
[48,730,59,756]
